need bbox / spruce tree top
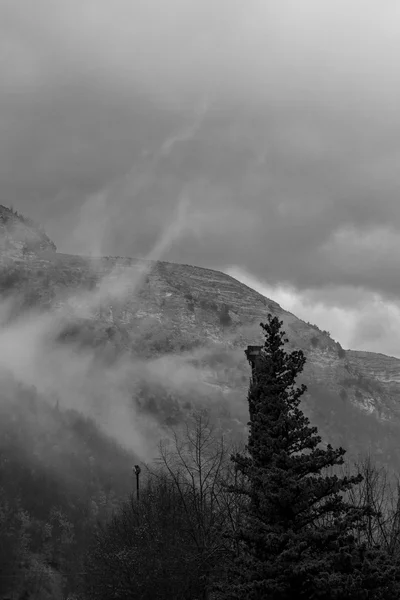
[247,314,324,470]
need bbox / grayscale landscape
[2,1,400,598]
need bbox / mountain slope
[1,210,400,474]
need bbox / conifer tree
[218,314,399,599]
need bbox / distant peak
[0,205,57,259]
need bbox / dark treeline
[3,315,400,598]
[0,375,135,600]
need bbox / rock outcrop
[0,205,56,262]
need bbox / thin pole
[133,465,141,501]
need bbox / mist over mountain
[1,204,400,595]
[1,207,400,465]
[2,2,400,595]
[4,0,400,359]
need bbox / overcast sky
[2,0,400,356]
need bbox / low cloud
[227,267,400,359]
[0,209,247,467]
[2,0,400,351]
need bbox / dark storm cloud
[2,0,400,301]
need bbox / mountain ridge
[1,207,400,473]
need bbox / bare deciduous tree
[150,409,245,597]
[85,409,247,599]
[342,454,400,556]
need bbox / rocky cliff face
[346,350,400,396]
[0,205,57,262]
[1,219,400,473]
